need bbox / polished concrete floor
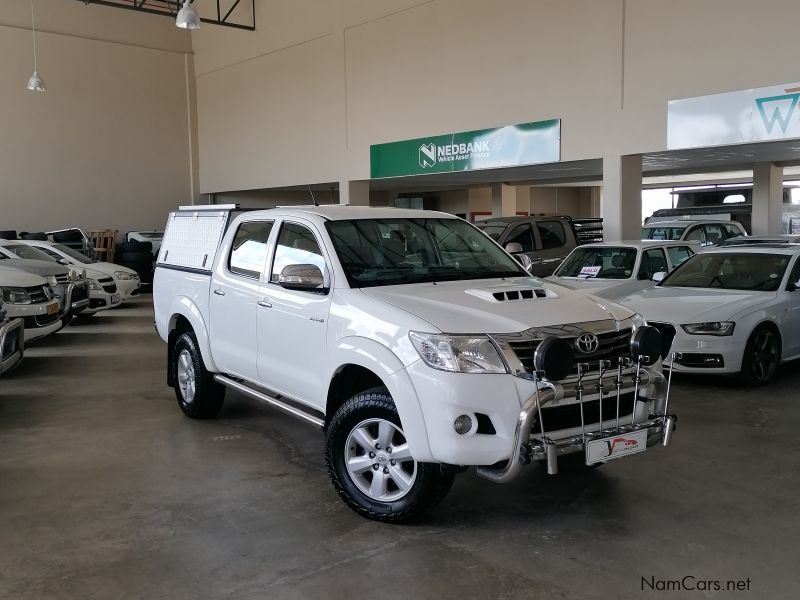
[1,295,797,599]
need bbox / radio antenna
[308,186,319,206]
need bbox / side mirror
[651,271,666,283]
[278,264,326,291]
[57,258,69,266]
[505,242,523,254]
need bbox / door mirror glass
[652,271,666,283]
[278,264,325,290]
[57,258,69,265]
[505,242,524,254]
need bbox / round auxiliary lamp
[532,336,575,381]
[629,326,663,365]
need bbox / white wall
[0,0,195,235]
[192,0,800,199]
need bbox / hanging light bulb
[175,0,201,30]
[27,0,46,92]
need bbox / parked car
[154,205,676,523]
[0,297,24,374]
[719,234,800,246]
[617,244,800,385]
[545,240,699,300]
[0,241,118,316]
[0,265,61,342]
[17,239,141,300]
[475,216,585,277]
[641,219,747,247]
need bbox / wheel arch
[750,319,783,357]
[165,297,218,386]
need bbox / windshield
[1,244,59,263]
[555,247,637,279]
[662,252,790,292]
[53,244,95,263]
[642,226,686,240]
[326,218,527,288]
[475,223,508,241]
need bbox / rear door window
[536,221,566,249]
[685,226,706,244]
[666,245,693,268]
[703,224,725,246]
[228,221,274,279]
[723,223,744,239]
[637,248,668,280]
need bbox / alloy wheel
[177,349,196,404]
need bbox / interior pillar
[602,154,642,241]
[339,180,370,206]
[751,162,783,234]
[491,184,517,217]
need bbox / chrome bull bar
[476,353,678,483]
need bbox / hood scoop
[466,286,554,303]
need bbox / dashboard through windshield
[326,218,526,288]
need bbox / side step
[214,375,325,428]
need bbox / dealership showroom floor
[0,297,796,600]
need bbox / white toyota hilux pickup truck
[154,205,677,522]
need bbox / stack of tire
[19,232,48,241]
[115,240,154,284]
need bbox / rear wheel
[739,325,781,386]
[325,388,453,523]
[172,332,225,418]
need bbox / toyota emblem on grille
[575,332,599,354]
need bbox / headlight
[0,287,32,304]
[409,332,508,374]
[681,322,735,336]
[87,279,102,291]
[114,271,135,280]
[43,285,54,300]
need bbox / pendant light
[27,0,45,92]
[176,1,201,30]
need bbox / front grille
[648,322,676,359]
[508,327,633,374]
[23,312,59,328]
[55,274,70,284]
[532,392,636,433]
[25,285,49,303]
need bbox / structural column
[491,184,517,217]
[751,162,783,234]
[339,180,370,206]
[602,154,642,241]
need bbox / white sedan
[545,240,698,300]
[16,240,140,300]
[618,244,800,385]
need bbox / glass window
[537,221,566,249]
[685,226,705,244]
[703,224,725,246]
[642,226,686,241]
[1,243,58,262]
[637,248,668,280]
[788,257,800,288]
[325,218,526,288]
[662,252,790,292]
[667,245,693,267]
[503,224,535,253]
[53,244,95,263]
[270,222,326,284]
[228,221,273,279]
[554,247,637,279]
[723,223,744,239]
[476,223,509,241]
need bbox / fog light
[453,414,473,435]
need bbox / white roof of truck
[251,205,456,221]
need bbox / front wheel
[325,388,453,523]
[172,332,225,418]
[739,325,781,386]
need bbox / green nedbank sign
[370,119,561,179]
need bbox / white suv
[154,205,676,522]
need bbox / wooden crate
[88,229,117,262]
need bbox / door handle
[257,299,272,308]
[213,289,225,296]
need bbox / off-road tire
[325,387,454,523]
[172,332,225,418]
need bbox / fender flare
[329,336,433,462]
[166,295,219,373]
